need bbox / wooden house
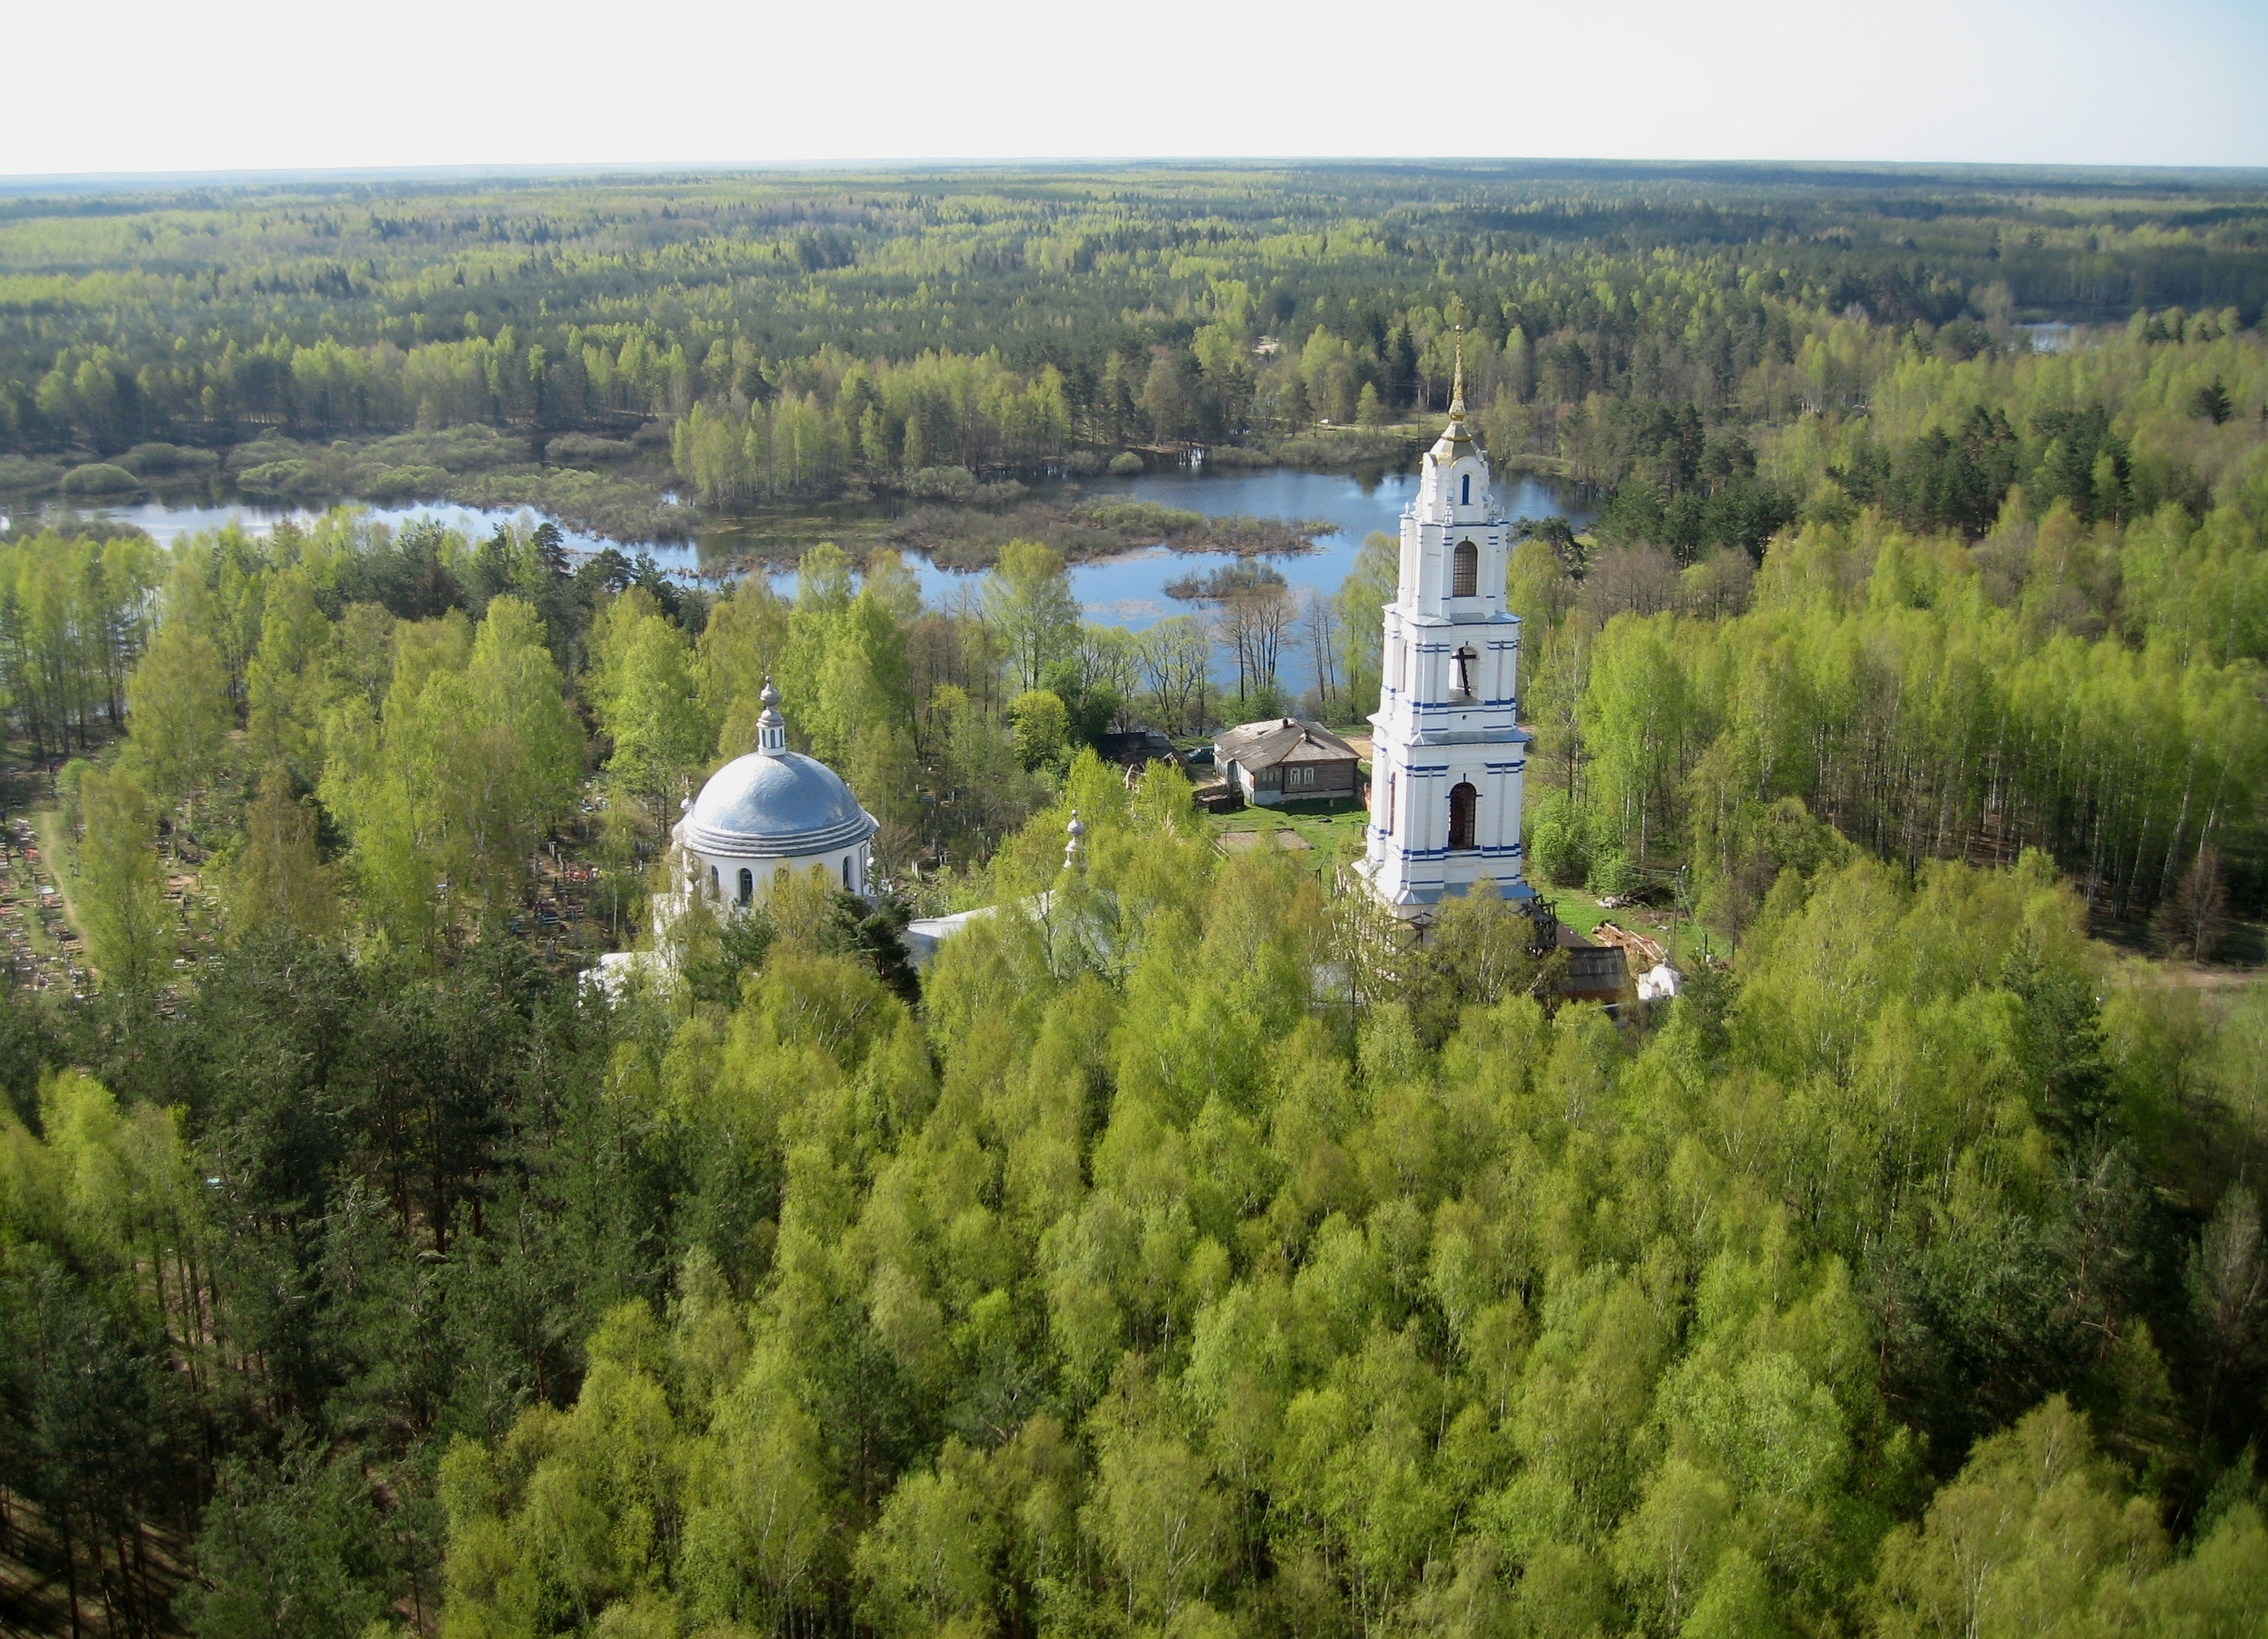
[1213,718,1362,806]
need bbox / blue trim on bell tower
[1358,341,1534,914]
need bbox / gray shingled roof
[1212,718,1361,772]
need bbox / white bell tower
[1357,351,1533,914]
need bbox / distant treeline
[5,166,2268,517]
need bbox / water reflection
[67,464,1593,697]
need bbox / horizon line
[7,154,2268,195]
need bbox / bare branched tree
[1302,587,1341,710]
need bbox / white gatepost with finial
[1355,335,1534,916]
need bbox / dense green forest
[1,162,2267,1639]
[5,163,2268,542]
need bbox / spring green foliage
[1510,305,2268,922]
[1333,531,1399,712]
[1521,508,2268,924]
[74,766,168,987]
[317,596,583,946]
[0,527,162,757]
[227,765,335,938]
[1868,1392,2268,1638]
[40,497,1080,948]
[1,743,2265,1636]
[4,165,2268,1637]
[986,541,1082,695]
[1008,689,1071,771]
[670,358,1072,503]
[587,591,714,823]
[396,810,2265,1639]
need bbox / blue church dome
[683,749,875,859]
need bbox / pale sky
[4,0,2265,178]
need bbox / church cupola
[1437,351,1475,457]
[1399,342,1506,622]
[756,677,788,756]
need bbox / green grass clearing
[1200,795,1369,873]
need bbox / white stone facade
[1356,369,1533,914]
[680,839,870,907]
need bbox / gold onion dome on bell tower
[1443,338,1472,446]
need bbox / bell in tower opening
[1354,348,1534,916]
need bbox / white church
[673,680,877,907]
[1354,359,1534,915]
[619,364,1527,984]
[593,681,876,994]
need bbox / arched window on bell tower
[1449,782,1478,851]
[1452,539,1478,598]
[1451,645,1478,701]
[1461,472,1470,505]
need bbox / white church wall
[689,842,869,913]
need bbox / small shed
[1091,729,1186,775]
[1213,718,1362,806]
[1557,923,1632,1006]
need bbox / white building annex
[1355,357,1535,916]
[673,679,877,909]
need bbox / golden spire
[1449,327,1466,421]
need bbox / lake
[64,463,1592,698]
